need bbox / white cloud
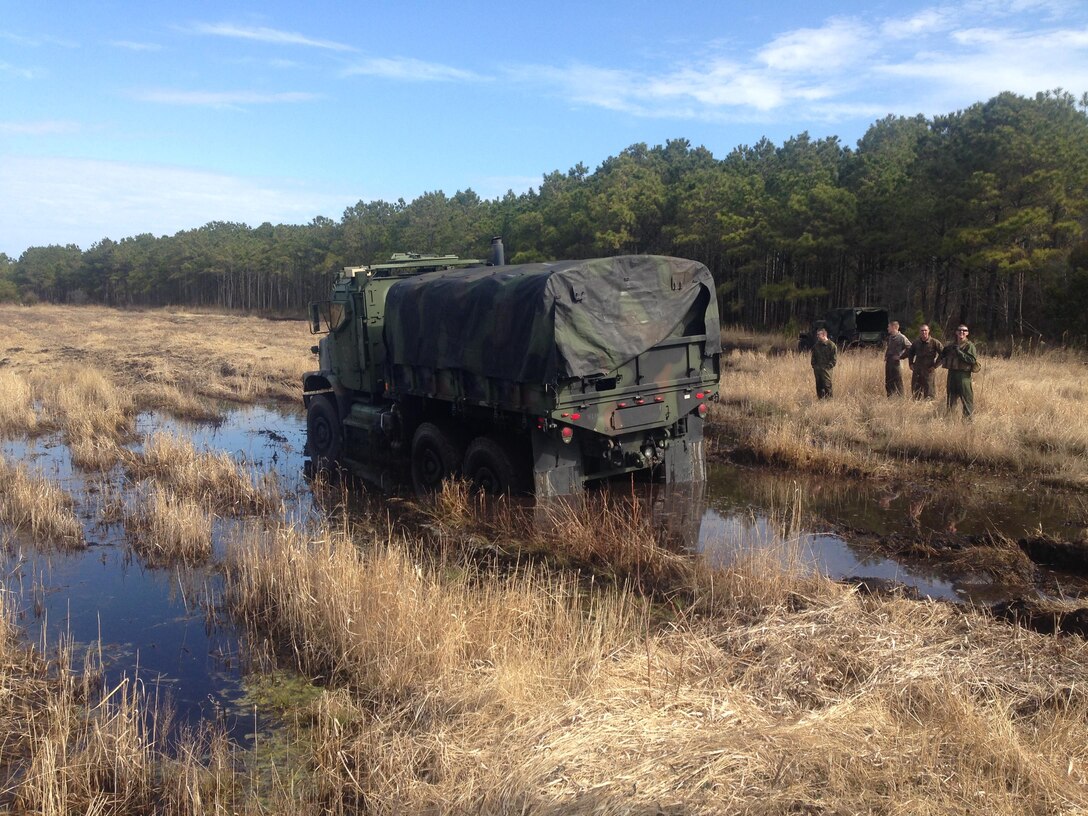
[129,89,320,108]
[343,57,486,83]
[505,62,641,110]
[0,156,353,256]
[0,120,81,135]
[190,22,354,52]
[0,31,78,48]
[757,18,876,73]
[472,175,541,199]
[0,61,38,80]
[881,8,957,38]
[878,25,1088,103]
[505,6,1088,126]
[109,40,161,52]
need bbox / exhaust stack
[488,236,505,266]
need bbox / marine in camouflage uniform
[884,321,911,397]
[810,328,837,399]
[942,325,978,418]
[906,323,944,400]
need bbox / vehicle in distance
[303,240,722,497]
[797,306,889,350]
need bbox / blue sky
[2,0,1087,258]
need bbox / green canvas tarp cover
[384,255,721,384]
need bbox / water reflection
[1,404,309,738]
[3,404,1087,738]
[700,465,1088,602]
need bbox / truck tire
[411,422,462,495]
[463,437,527,495]
[306,396,342,473]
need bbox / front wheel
[410,422,463,495]
[463,436,528,495]
[306,396,342,473]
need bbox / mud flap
[663,415,705,484]
[531,428,585,498]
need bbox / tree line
[3,90,1087,343]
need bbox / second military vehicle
[304,240,721,497]
[798,306,889,350]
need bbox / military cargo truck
[797,306,888,350]
[303,241,721,497]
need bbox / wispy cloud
[506,5,1088,125]
[109,40,161,52]
[129,89,320,109]
[881,8,956,39]
[0,155,353,256]
[343,56,487,82]
[757,18,875,73]
[190,22,354,52]
[0,61,39,80]
[0,30,78,48]
[0,120,81,135]
[876,24,1088,108]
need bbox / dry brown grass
[720,322,795,355]
[0,369,37,436]
[0,303,311,413]
[223,496,1088,815]
[3,305,1088,813]
[0,453,84,546]
[2,467,1086,814]
[126,431,280,516]
[125,485,214,564]
[712,346,1088,485]
[0,590,250,814]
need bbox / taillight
[697,403,708,418]
[561,426,574,444]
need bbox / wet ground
[3,404,1087,734]
[0,405,311,739]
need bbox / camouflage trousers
[946,371,974,418]
[911,367,938,400]
[813,368,833,399]
[885,360,904,397]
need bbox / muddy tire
[411,422,462,495]
[463,436,527,495]
[306,396,342,473]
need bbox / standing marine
[906,323,944,400]
[941,324,979,418]
[810,327,837,399]
[884,321,911,397]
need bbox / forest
[2,89,1088,343]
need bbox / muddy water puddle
[1,404,311,738]
[700,466,1088,602]
[3,404,1087,734]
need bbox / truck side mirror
[309,303,323,334]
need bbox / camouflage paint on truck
[303,247,721,497]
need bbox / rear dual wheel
[411,422,463,495]
[463,436,528,495]
[410,424,530,497]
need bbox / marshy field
[2,303,1088,814]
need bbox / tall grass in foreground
[0,453,83,546]
[713,347,1088,485]
[0,591,245,814]
[224,492,1088,814]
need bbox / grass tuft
[0,453,84,546]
